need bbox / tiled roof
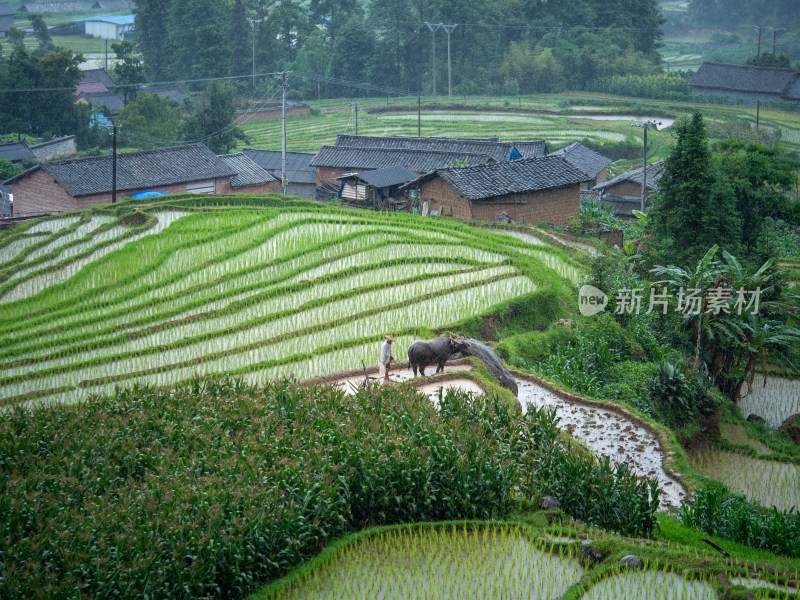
[19,2,82,12]
[241,149,317,184]
[689,62,799,95]
[80,68,117,90]
[353,166,419,188]
[510,140,548,158]
[19,144,236,197]
[333,135,519,163]
[548,142,612,179]
[91,0,134,9]
[783,77,800,100]
[594,159,666,192]
[141,84,188,105]
[76,80,109,94]
[424,156,587,201]
[311,146,495,174]
[219,153,277,187]
[78,91,126,114]
[0,142,35,163]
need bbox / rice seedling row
[690,450,799,511]
[577,568,717,600]
[1,264,515,381]
[269,524,583,600]
[2,273,534,405]
[739,376,800,429]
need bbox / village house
[5,144,276,215]
[72,14,134,40]
[241,149,317,199]
[0,3,14,38]
[402,156,587,225]
[689,62,800,106]
[334,166,419,210]
[18,2,82,12]
[593,159,666,218]
[0,141,36,166]
[91,0,134,9]
[548,142,612,188]
[75,69,188,116]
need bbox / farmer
[378,334,395,383]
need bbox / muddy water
[516,378,686,509]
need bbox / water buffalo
[408,336,461,377]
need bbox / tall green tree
[0,48,83,138]
[111,41,147,105]
[117,93,182,148]
[648,113,742,267]
[182,81,248,154]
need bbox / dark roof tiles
[241,149,317,184]
[219,153,276,187]
[433,156,587,201]
[334,134,527,163]
[689,62,799,95]
[32,144,235,197]
[594,159,666,192]
[310,146,495,174]
[353,166,419,188]
[548,142,612,179]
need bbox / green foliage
[496,324,576,368]
[591,73,690,101]
[0,159,22,181]
[603,360,659,416]
[111,40,147,105]
[182,81,248,154]
[0,47,84,138]
[648,361,717,428]
[681,481,800,558]
[117,93,183,149]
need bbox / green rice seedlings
[739,376,800,429]
[690,450,799,511]
[579,568,717,600]
[24,215,81,234]
[729,576,800,597]
[272,524,583,600]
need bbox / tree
[182,81,248,154]
[330,16,376,95]
[0,159,22,181]
[0,48,84,138]
[117,93,182,148]
[28,14,55,56]
[111,41,147,105]
[648,113,742,267]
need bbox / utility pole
[425,22,441,98]
[753,25,763,59]
[418,92,421,136]
[350,102,360,135]
[630,120,660,212]
[247,17,263,90]
[441,24,457,100]
[768,26,787,56]
[111,124,118,204]
[104,38,108,72]
[280,71,289,195]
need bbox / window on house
[186,180,215,194]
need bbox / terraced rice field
[265,524,584,600]
[739,376,800,429]
[0,202,580,408]
[690,450,799,511]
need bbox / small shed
[593,159,666,218]
[0,3,13,38]
[0,142,36,165]
[334,166,418,211]
[72,14,134,40]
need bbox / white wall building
[74,15,134,40]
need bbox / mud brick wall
[420,177,580,225]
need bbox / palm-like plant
[651,246,800,402]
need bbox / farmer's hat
[385,334,396,343]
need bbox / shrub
[496,324,575,368]
[603,360,659,416]
[681,482,800,558]
[648,362,717,427]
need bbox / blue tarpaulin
[130,191,170,198]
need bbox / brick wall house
[6,144,276,215]
[593,159,665,219]
[404,156,587,226]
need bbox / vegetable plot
[0,203,579,407]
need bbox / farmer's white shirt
[380,341,392,365]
